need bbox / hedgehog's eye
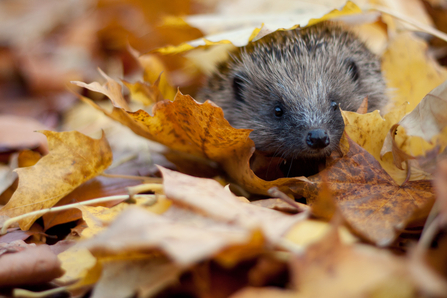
[345,58,359,82]
[274,106,283,118]
[330,101,339,111]
[233,76,245,102]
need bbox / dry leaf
[56,244,97,285]
[82,206,256,265]
[381,32,447,112]
[296,136,435,245]
[342,104,408,184]
[72,69,130,110]
[159,166,307,243]
[0,244,64,287]
[397,79,447,143]
[290,228,415,298]
[160,1,362,53]
[0,115,48,153]
[0,131,112,230]
[90,257,182,298]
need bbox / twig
[13,287,68,298]
[0,194,156,235]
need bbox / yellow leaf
[0,131,112,230]
[381,32,447,113]
[130,52,176,101]
[342,105,408,184]
[56,245,97,284]
[285,220,357,247]
[77,196,172,239]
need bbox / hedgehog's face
[225,56,364,162]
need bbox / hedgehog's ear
[232,75,245,102]
[344,58,359,82]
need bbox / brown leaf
[296,136,435,245]
[0,230,38,244]
[434,158,447,225]
[0,131,112,230]
[355,97,368,114]
[0,244,64,287]
[0,115,48,154]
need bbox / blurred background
[0,0,446,158]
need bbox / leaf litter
[2,0,447,297]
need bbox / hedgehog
[197,22,388,176]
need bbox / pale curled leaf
[159,1,362,54]
[398,79,447,142]
[159,166,308,243]
[82,206,255,265]
[72,69,130,110]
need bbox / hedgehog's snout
[306,129,330,149]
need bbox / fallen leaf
[381,32,447,112]
[82,206,256,266]
[72,69,130,110]
[284,219,357,248]
[232,228,414,298]
[128,50,176,102]
[0,115,48,154]
[395,79,447,143]
[295,136,435,245]
[159,166,307,243]
[0,239,30,255]
[0,230,39,244]
[0,244,64,287]
[90,257,182,298]
[56,244,97,285]
[342,104,408,184]
[0,131,112,230]
[160,1,362,53]
[75,196,171,239]
[290,228,415,298]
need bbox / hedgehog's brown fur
[197,22,388,174]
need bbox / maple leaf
[0,131,112,230]
[295,135,435,245]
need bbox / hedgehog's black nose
[306,129,330,149]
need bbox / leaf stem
[101,173,163,183]
[0,194,154,235]
[13,287,68,298]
